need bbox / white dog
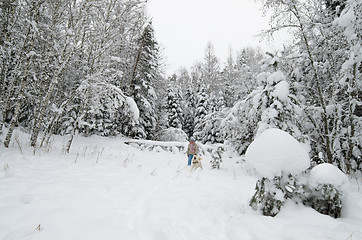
[191,155,203,171]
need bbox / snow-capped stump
[245,128,310,179]
[246,128,311,217]
[304,163,348,218]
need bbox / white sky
[147,0,288,75]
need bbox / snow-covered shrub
[250,172,304,216]
[306,183,342,218]
[246,128,310,216]
[210,147,223,169]
[156,127,188,142]
[302,163,348,218]
[249,177,284,216]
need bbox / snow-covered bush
[247,131,349,218]
[249,177,284,217]
[302,163,348,218]
[305,183,342,218]
[245,128,310,179]
[246,128,310,216]
[210,147,223,169]
[156,127,188,142]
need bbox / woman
[187,137,199,166]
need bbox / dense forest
[0,0,361,175]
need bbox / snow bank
[309,163,348,188]
[245,128,310,178]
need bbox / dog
[191,155,203,171]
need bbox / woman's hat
[190,137,195,142]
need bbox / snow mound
[309,163,348,188]
[245,128,310,178]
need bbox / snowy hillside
[0,131,361,240]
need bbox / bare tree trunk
[30,79,58,147]
[291,5,334,163]
[30,46,74,147]
[65,87,88,153]
[39,90,78,148]
[4,65,29,148]
[344,62,358,174]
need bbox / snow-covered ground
[0,131,361,240]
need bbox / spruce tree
[193,85,209,142]
[183,87,196,138]
[165,86,183,129]
[130,21,161,139]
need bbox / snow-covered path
[0,134,361,240]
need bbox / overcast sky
[147,0,287,75]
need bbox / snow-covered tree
[183,87,196,138]
[0,0,164,148]
[193,85,209,142]
[129,21,162,139]
[220,49,238,107]
[220,95,258,155]
[259,0,361,174]
[165,86,183,129]
[253,70,307,143]
[201,42,221,95]
[234,47,263,98]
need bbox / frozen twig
[151,167,158,176]
[15,133,23,154]
[345,233,353,240]
[3,163,9,171]
[96,147,104,163]
[75,152,79,163]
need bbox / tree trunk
[39,90,78,148]
[30,44,74,147]
[292,5,333,163]
[30,79,57,147]
[4,66,28,148]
